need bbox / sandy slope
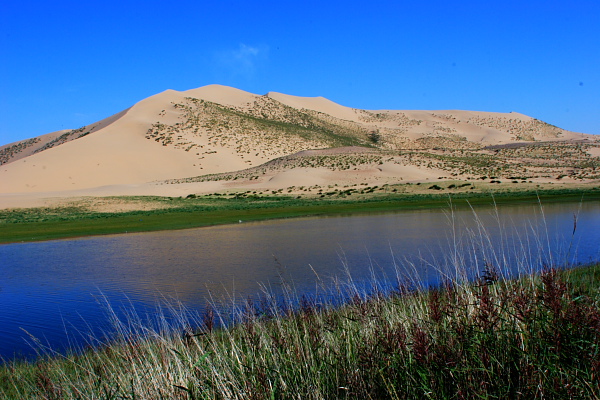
[0,87,252,194]
[0,162,449,209]
[185,84,261,108]
[266,91,362,122]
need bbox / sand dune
[185,84,262,108]
[1,84,597,208]
[266,91,362,122]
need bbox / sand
[1,84,597,210]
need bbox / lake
[1,200,599,361]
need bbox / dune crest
[266,91,360,122]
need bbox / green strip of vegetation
[1,188,599,243]
[1,262,598,398]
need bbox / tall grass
[1,205,599,399]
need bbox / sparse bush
[367,130,381,144]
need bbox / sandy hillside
[1,84,598,208]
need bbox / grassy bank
[1,187,599,243]
[1,262,598,399]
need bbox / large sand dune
[1,84,598,208]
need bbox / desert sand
[1,84,598,210]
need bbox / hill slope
[0,85,598,203]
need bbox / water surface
[1,201,599,360]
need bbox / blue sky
[1,0,599,145]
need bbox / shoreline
[1,187,599,244]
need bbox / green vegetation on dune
[0,188,599,243]
[146,96,370,158]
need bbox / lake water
[1,201,599,361]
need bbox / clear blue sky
[1,0,599,145]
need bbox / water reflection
[1,201,599,360]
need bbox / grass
[1,259,598,399]
[1,188,600,244]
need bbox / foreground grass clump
[1,264,599,399]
